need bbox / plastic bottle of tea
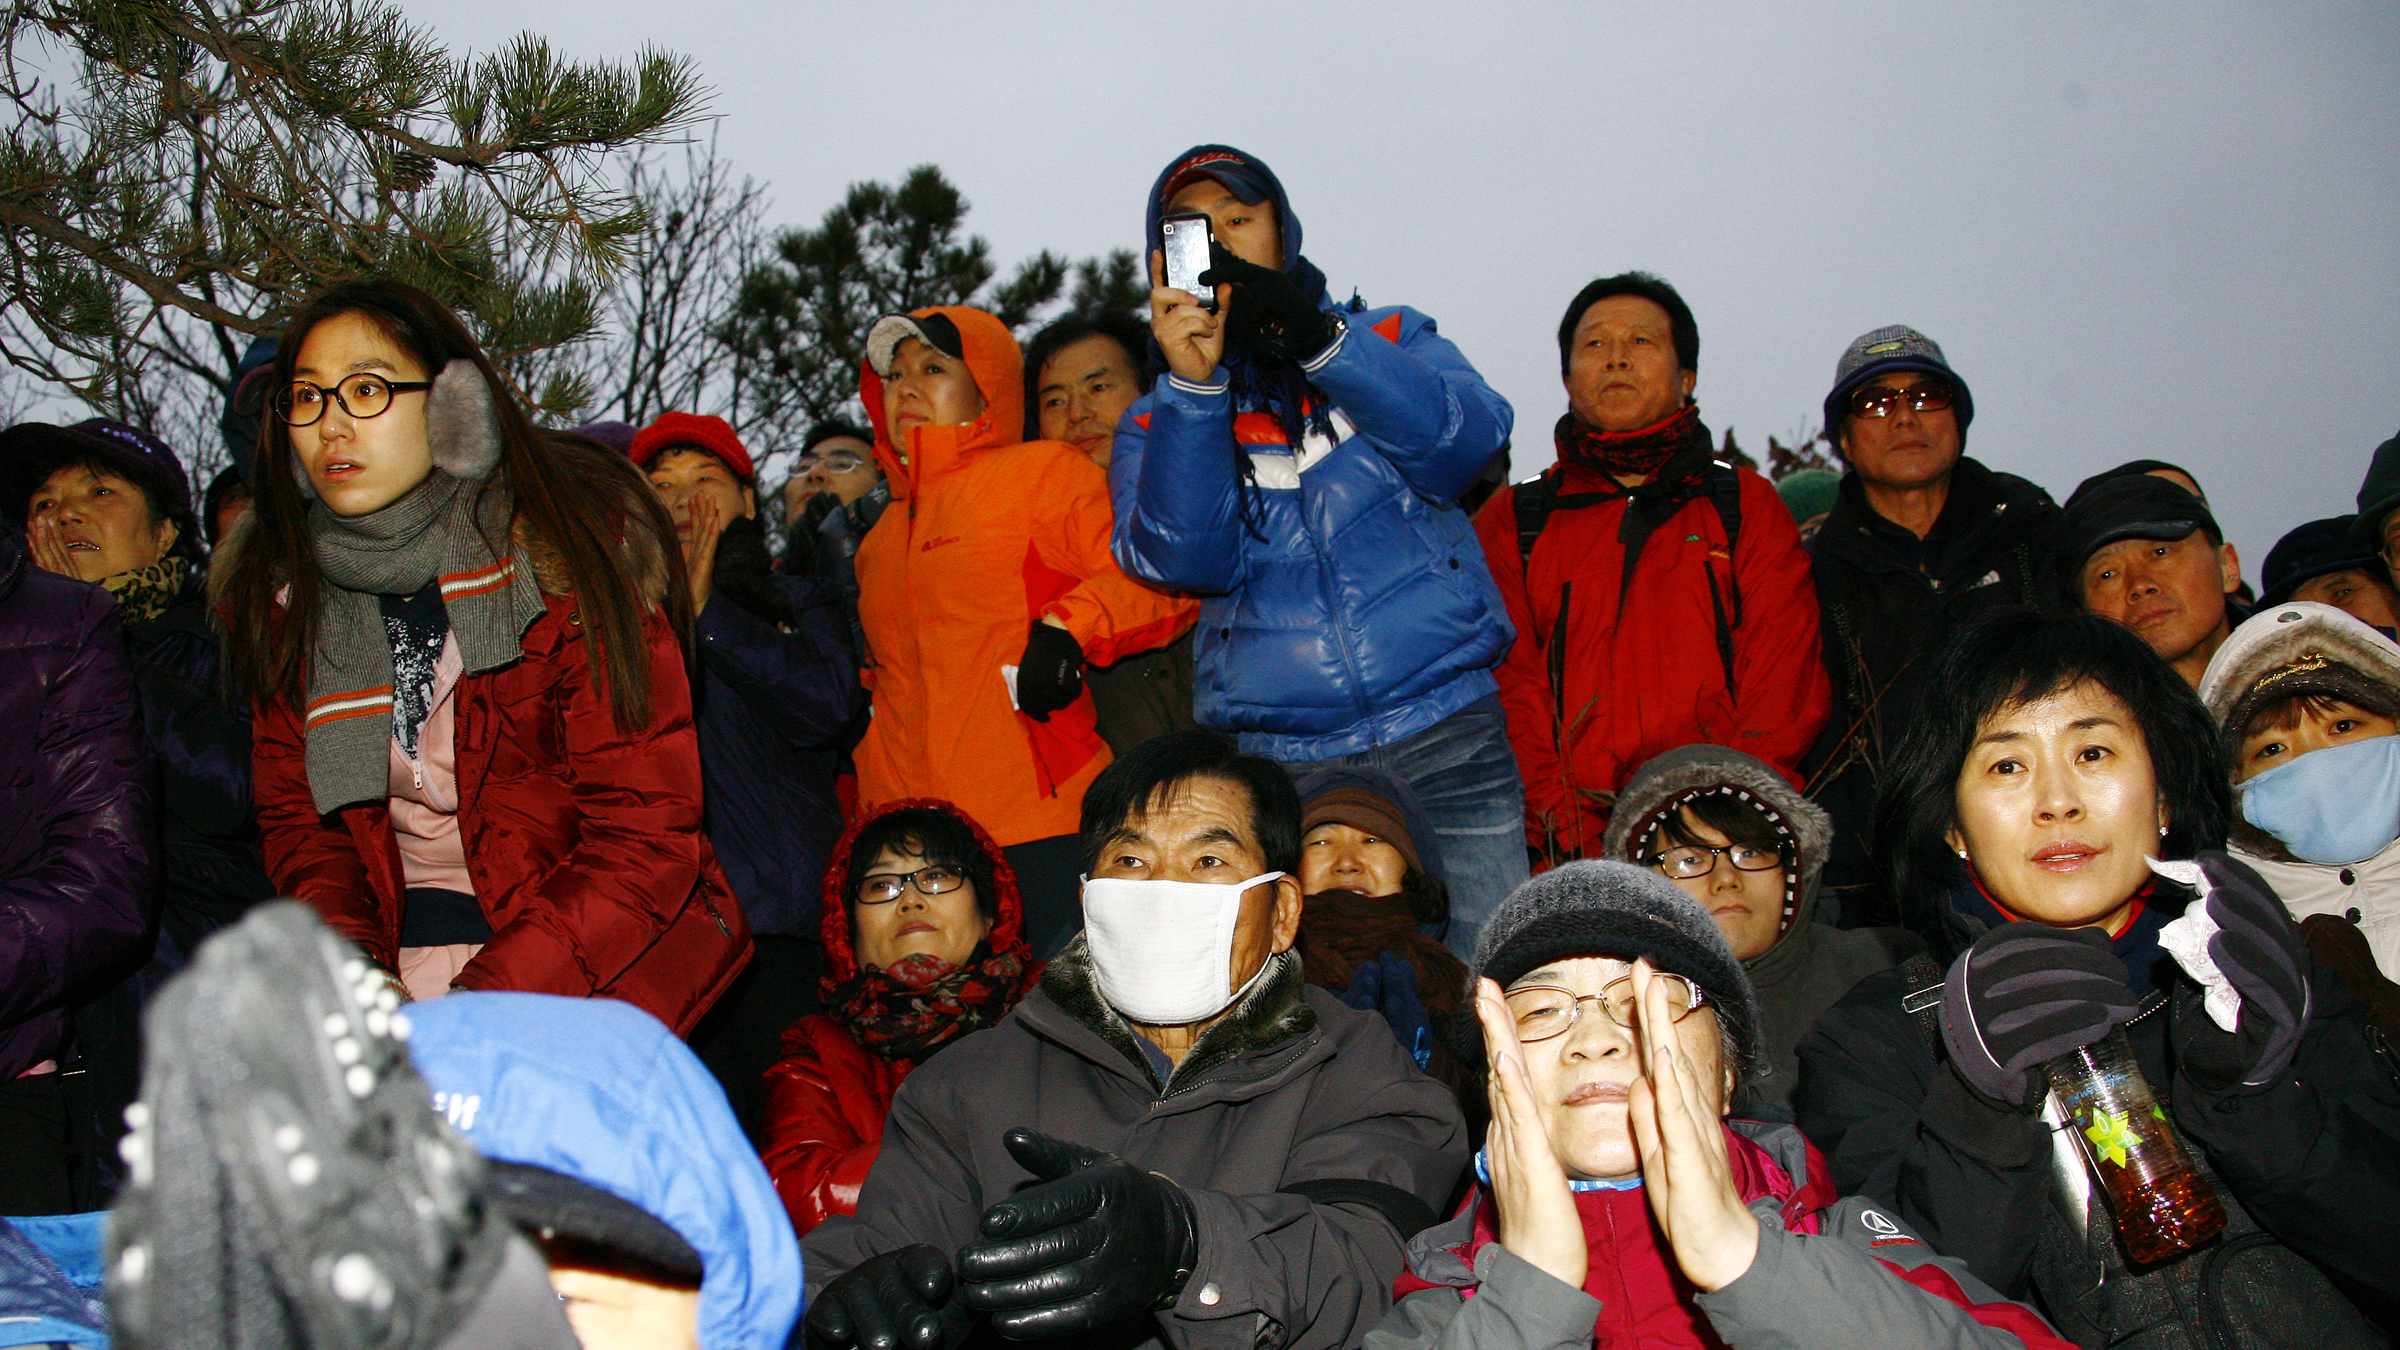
[2044,1027,2226,1264]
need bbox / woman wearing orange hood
[759,799,1039,1235]
[852,306,1194,953]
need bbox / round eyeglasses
[1847,381,1955,420]
[273,372,434,427]
[1645,841,1787,881]
[1502,974,1707,1041]
[856,864,966,905]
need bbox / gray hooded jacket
[1603,744,1913,1114]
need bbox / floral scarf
[826,942,1032,1064]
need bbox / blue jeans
[1281,701,1529,961]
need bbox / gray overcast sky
[412,0,2399,565]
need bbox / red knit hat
[629,411,755,485]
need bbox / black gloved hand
[954,1128,1199,1338]
[2177,850,2312,1090]
[1941,923,2141,1109]
[1198,243,1338,362]
[805,1244,965,1350]
[1014,623,1084,723]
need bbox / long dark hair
[1875,608,2230,962]
[214,280,688,730]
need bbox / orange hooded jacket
[852,306,1195,846]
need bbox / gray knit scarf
[301,469,547,813]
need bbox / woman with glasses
[1602,744,1913,1118]
[1796,610,2400,1343]
[761,799,1039,1236]
[212,279,749,1030]
[1366,861,2071,1349]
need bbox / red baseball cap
[629,411,755,485]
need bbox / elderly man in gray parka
[1605,743,1915,1117]
[802,730,1467,1350]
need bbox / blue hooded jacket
[1112,145,1515,761]
[404,992,803,1350]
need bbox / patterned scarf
[1555,404,1703,480]
[101,555,189,627]
[300,470,547,814]
[826,943,1032,1064]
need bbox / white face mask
[1080,872,1286,1025]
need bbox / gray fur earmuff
[287,357,502,502]
[423,358,502,481]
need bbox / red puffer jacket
[759,799,1038,1235]
[252,590,750,1035]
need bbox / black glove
[2177,851,2312,1090]
[955,1128,1199,1338]
[805,1244,965,1350]
[1014,623,1084,723]
[1941,923,2141,1108]
[1198,244,1338,362]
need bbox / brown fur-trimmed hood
[1602,744,1832,948]
[514,512,672,605]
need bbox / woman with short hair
[1796,609,2400,1343]
[759,800,1038,1235]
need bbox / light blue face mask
[2237,733,2400,865]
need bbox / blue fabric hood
[1145,144,1326,309]
[405,992,802,1350]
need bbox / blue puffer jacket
[1110,305,1515,760]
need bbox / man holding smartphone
[1111,143,1525,957]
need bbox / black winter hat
[2054,471,2219,595]
[1470,861,1764,1080]
[2258,516,2385,609]
[2066,458,2209,511]
[0,418,194,530]
[2353,431,2400,546]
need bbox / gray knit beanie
[1471,860,1766,1080]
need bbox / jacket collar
[1817,456,2041,573]
[1400,1120,1840,1291]
[1023,937,1317,1099]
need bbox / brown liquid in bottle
[2045,1028,2227,1265]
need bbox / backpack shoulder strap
[1512,467,1560,570]
[1899,953,1946,1048]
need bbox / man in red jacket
[1474,273,1828,866]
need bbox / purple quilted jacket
[0,532,155,1078]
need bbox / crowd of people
[0,141,2395,1350]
